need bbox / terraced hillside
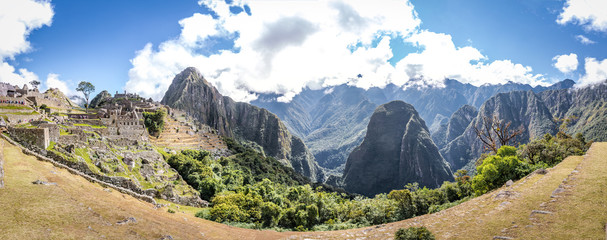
[0,138,282,240]
[1,139,606,239]
[151,110,226,152]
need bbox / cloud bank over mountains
[125,0,556,102]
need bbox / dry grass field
[0,138,291,240]
[1,138,606,239]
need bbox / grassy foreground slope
[0,139,289,240]
[297,143,607,240]
[1,138,605,239]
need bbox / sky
[1,0,606,102]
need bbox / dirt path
[508,142,607,239]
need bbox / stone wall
[38,123,60,142]
[69,119,105,126]
[1,134,157,205]
[1,114,41,124]
[8,127,49,149]
[0,140,4,188]
[106,125,147,141]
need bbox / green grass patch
[0,105,32,110]
[1,111,39,115]
[46,141,56,151]
[73,123,107,129]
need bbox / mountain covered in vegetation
[342,101,453,197]
[539,82,607,141]
[161,67,323,182]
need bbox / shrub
[518,133,588,167]
[394,226,436,240]
[471,146,527,195]
[167,209,175,214]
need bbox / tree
[388,189,414,219]
[143,109,166,136]
[29,80,41,90]
[76,81,95,113]
[554,115,578,138]
[474,115,523,153]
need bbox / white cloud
[395,31,547,87]
[126,0,549,102]
[0,61,40,87]
[557,0,607,32]
[45,73,71,95]
[179,13,220,47]
[552,53,578,74]
[0,0,53,59]
[575,35,596,44]
[0,0,53,88]
[576,57,607,87]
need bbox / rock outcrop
[342,101,453,197]
[432,105,478,149]
[161,67,323,182]
[90,90,113,109]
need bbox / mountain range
[159,67,606,196]
[252,78,576,175]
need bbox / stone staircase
[151,114,226,152]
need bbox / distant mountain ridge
[252,79,574,173]
[342,101,453,197]
[161,67,323,182]
[439,80,607,171]
[440,90,558,170]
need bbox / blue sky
[1,0,606,101]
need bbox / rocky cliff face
[90,90,113,108]
[432,105,478,149]
[342,101,453,197]
[539,81,607,141]
[161,67,322,181]
[441,91,557,170]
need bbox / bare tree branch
[473,115,522,153]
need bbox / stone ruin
[1,87,214,207]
